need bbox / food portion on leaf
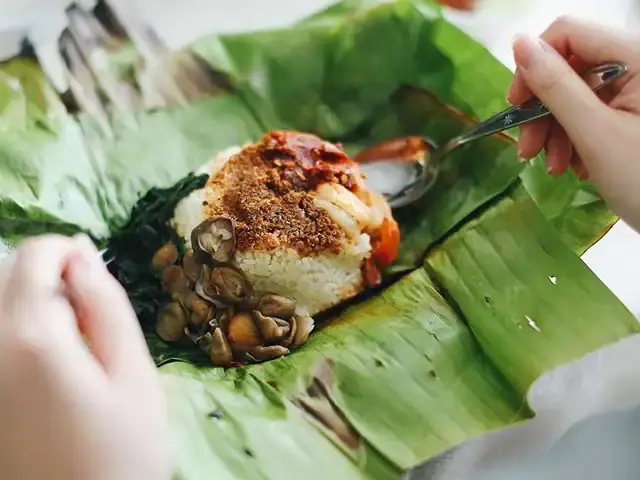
[355,136,431,166]
[0,1,630,477]
[156,130,400,366]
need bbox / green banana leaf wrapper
[0,0,636,478]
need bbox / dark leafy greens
[106,173,209,364]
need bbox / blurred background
[1,1,640,479]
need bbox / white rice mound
[172,146,372,316]
[173,146,243,242]
[235,235,370,316]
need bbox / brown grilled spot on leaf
[207,409,224,420]
[293,359,360,450]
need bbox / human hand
[0,235,170,480]
[507,17,640,231]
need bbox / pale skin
[0,235,170,480]
[509,17,640,232]
[0,17,639,480]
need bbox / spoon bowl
[358,63,628,209]
[358,136,438,203]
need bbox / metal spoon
[359,63,629,209]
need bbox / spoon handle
[453,63,628,147]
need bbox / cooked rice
[171,145,372,316]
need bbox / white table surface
[2,1,640,479]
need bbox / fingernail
[512,34,546,71]
[517,142,528,158]
[517,137,536,161]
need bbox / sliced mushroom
[182,251,201,282]
[210,328,233,367]
[162,266,191,294]
[191,216,236,264]
[258,294,296,319]
[226,311,263,350]
[216,307,234,335]
[183,326,201,345]
[195,266,217,302]
[252,311,291,344]
[281,316,298,348]
[172,291,198,309]
[195,331,213,352]
[247,345,289,362]
[291,314,315,348]
[156,302,188,342]
[151,241,179,270]
[189,298,212,331]
[207,317,218,331]
[209,267,253,305]
[172,292,214,332]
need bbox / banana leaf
[0,0,635,478]
[520,156,618,254]
[190,0,615,265]
[163,191,638,479]
[0,59,108,244]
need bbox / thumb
[513,35,608,141]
